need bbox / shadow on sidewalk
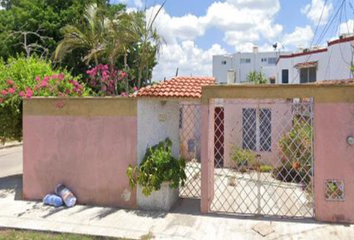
[0,174,22,200]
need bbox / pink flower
[58,74,65,81]
[0,98,3,103]
[51,74,58,79]
[7,80,14,85]
[43,76,50,82]
[19,91,25,97]
[133,86,138,91]
[121,92,127,97]
[41,81,48,87]
[0,90,7,95]
[25,89,33,99]
[8,88,15,94]
[35,76,41,82]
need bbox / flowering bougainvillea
[85,65,137,96]
[0,73,87,103]
[0,70,89,143]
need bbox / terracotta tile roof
[137,76,215,98]
[311,79,354,85]
[294,61,318,69]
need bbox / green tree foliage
[246,71,268,84]
[0,0,125,75]
[55,3,164,89]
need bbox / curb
[0,142,23,150]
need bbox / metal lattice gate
[210,98,314,219]
[179,102,202,198]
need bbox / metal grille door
[210,99,314,219]
[179,103,202,198]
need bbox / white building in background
[213,35,354,84]
[277,35,354,84]
[213,47,289,84]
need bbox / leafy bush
[246,71,268,84]
[230,146,256,171]
[126,138,186,196]
[275,117,313,183]
[0,55,89,143]
[260,165,273,173]
[85,64,137,96]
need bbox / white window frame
[240,58,251,64]
[268,57,277,64]
[242,108,272,152]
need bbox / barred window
[242,108,272,152]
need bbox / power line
[290,0,347,83]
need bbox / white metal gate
[179,102,202,198]
[210,98,314,218]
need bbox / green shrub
[277,117,312,183]
[259,165,273,173]
[230,146,256,171]
[0,55,90,143]
[126,138,186,196]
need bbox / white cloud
[152,41,227,81]
[133,0,143,8]
[282,25,314,48]
[146,6,206,44]
[339,20,354,35]
[115,0,143,8]
[146,1,284,79]
[301,0,333,26]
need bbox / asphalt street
[0,146,22,178]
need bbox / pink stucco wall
[201,102,215,213]
[223,99,293,168]
[314,103,354,223]
[23,99,137,208]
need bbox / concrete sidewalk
[0,175,353,240]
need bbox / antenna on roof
[272,42,278,51]
[175,68,179,77]
[164,77,166,82]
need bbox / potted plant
[127,138,186,211]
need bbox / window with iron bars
[242,108,272,152]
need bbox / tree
[54,4,108,66]
[0,0,125,75]
[133,6,165,88]
[247,71,268,84]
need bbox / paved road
[0,146,22,178]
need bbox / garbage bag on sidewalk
[55,184,77,207]
[43,194,64,207]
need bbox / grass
[0,229,134,240]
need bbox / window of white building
[221,60,227,65]
[261,58,267,63]
[240,58,251,64]
[268,58,277,64]
[300,67,317,83]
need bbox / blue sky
[112,0,353,80]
